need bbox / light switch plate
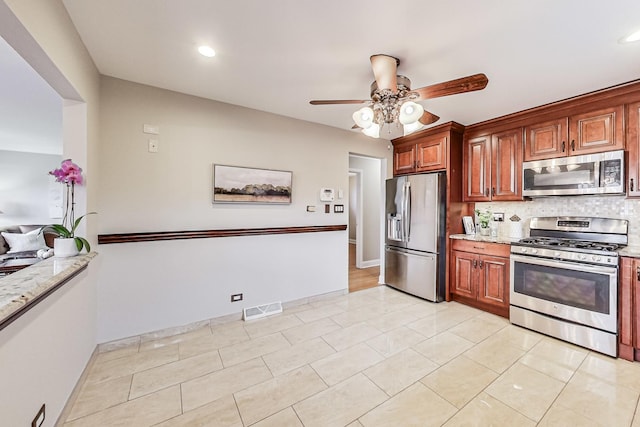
[143,124,159,134]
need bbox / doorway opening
[348,154,383,292]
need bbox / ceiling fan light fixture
[362,123,380,138]
[399,101,424,124]
[403,121,424,136]
[352,107,375,129]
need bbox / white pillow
[1,228,47,253]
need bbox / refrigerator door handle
[403,181,411,242]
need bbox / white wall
[0,266,97,427]
[0,150,62,226]
[0,1,101,426]
[349,155,382,265]
[96,76,391,342]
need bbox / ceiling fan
[309,54,488,138]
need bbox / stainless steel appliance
[510,216,628,356]
[522,150,624,197]
[384,173,446,302]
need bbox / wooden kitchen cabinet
[450,239,510,317]
[619,256,640,361]
[393,132,448,175]
[393,142,416,175]
[627,101,640,198]
[523,106,624,161]
[463,128,522,202]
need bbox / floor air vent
[243,301,283,321]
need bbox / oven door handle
[510,254,618,275]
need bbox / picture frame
[213,164,292,204]
[462,216,476,235]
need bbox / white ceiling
[0,36,62,155]
[55,1,640,140]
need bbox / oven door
[510,254,617,333]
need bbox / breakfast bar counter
[0,252,97,330]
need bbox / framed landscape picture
[213,164,292,204]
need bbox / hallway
[348,243,379,293]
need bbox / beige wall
[96,76,391,342]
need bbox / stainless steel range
[510,216,628,357]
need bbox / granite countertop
[619,247,640,258]
[449,234,521,245]
[0,252,97,329]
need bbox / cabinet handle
[637,266,640,281]
[479,260,484,269]
[571,140,575,151]
[562,141,565,152]
[631,178,635,192]
[485,188,489,197]
[473,259,478,269]
[492,187,496,197]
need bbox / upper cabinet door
[416,134,448,172]
[463,135,491,201]
[523,118,568,161]
[491,128,523,201]
[569,106,624,155]
[393,142,416,175]
[627,102,640,198]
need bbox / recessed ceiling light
[620,29,640,44]
[198,45,216,57]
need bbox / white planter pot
[54,238,79,258]
[479,227,490,236]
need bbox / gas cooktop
[516,236,622,253]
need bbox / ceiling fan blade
[418,110,440,125]
[309,99,370,105]
[414,73,488,100]
[370,54,399,92]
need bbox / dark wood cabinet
[416,135,447,172]
[393,132,448,175]
[463,128,522,202]
[393,142,416,175]
[620,256,640,362]
[524,106,624,161]
[450,239,510,317]
[523,118,568,161]
[627,102,640,197]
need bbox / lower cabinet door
[451,250,475,298]
[477,255,509,308]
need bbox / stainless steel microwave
[522,150,624,197]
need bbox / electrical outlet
[231,293,243,302]
[493,212,505,222]
[32,404,45,427]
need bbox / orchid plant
[44,159,95,252]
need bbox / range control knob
[579,254,587,260]
[531,249,538,254]
[554,251,561,258]
[592,255,602,262]
[521,247,528,253]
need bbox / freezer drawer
[385,246,439,302]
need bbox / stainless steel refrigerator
[384,172,446,302]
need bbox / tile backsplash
[476,195,640,247]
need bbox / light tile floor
[63,286,640,426]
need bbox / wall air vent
[243,301,283,321]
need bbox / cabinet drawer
[451,239,511,258]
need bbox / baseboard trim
[361,259,380,268]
